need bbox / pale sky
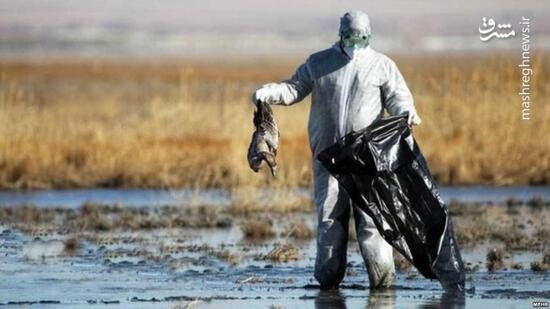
[0,0,548,57]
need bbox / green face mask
[341,33,370,49]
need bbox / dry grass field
[0,52,548,190]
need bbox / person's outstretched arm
[381,59,422,125]
[252,60,313,106]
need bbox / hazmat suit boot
[353,207,396,288]
[313,161,395,289]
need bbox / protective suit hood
[340,10,372,37]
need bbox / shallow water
[1,216,548,308]
[0,186,549,208]
[1,188,549,307]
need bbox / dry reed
[0,53,548,189]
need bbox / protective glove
[252,83,279,105]
[407,110,422,126]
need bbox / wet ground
[0,189,549,308]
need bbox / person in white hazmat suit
[252,10,422,289]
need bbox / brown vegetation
[62,237,80,256]
[285,220,315,239]
[240,219,275,240]
[1,199,547,253]
[530,252,550,272]
[0,203,232,232]
[486,248,505,272]
[0,53,549,190]
[228,187,313,214]
[1,200,548,268]
[511,262,523,270]
[451,202,547,250]
[264,244,300,262]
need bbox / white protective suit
[253,11,419,289]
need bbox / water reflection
[366,289,396,308]
[313,288,397,309]
[313,288,466,309]
[314,290,347,309]
[0,186,548,208]
[417,291,466,309]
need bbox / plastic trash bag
[317,113,465,290]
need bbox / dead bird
[247,101,279,176]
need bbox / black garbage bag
[317,114,465,290]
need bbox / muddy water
[1,188,549,307]
[1,216,549,307]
